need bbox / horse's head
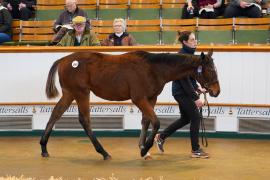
[196,50,220,97]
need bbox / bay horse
[40,50,220,160]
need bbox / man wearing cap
[51,0,90,45]
[57,16,100,46]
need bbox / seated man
[101,18,136,46]
[3,0,36,20]
[224,0,267,18]
[52,0,90,44]
[0,0,12,44]
[57,16,100,46]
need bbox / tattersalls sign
[38,105,127,115]
[0,106,30,115]
[0,104,269,132]
[0,105,269,117]
[236,107,270,117]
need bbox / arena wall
[0,46,269,135]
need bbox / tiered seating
[197,18,234,44]
[98,0,128,20]
[2,17,269,46]
[234,18,270,44]
[161,19,196,44]
[12,21,21,41]
[36,0,65,20]
[2,0,270,46]
[78,0,97,19]
[129,0,161,20]
[161,0,185,19]
[19,20,54,45]
[91,19,114,41]
[36,0,97,20]
[127,19,161,44]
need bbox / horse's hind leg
[76,94,111,160]
[40,92,73,157]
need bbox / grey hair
[66,0,77,4]
[113,18,126,32]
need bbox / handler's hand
[197,87,207,94]
[195,99,204,108]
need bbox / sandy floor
[0,137,269,180]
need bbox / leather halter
[196,64,218,89]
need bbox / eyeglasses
[74,23,85,27]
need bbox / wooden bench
[197,18,234,44]
[234,18,270,44]
[161,19,197,44]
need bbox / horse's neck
[154,53,201,82]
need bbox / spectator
[52,0,90,45]
[182,0,199,19]
[182,0,225,19]
[0,0,12,44]
[101,18,136,46]
[198,0,224,18]
[57,16,100,46]
[224,0,267,18]
[3,0,36,20]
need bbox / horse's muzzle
[209,89,220,97]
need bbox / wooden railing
[0,45,269,53]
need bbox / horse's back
[56,51,154,101]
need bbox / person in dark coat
[0,0,12,44]
[3,0,36,20]
[51,0,90,44]
[155,30,209,158]
[224,0,267,18]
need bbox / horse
[40,50,220,160]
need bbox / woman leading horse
[40,50,220,160]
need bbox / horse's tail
[46,59,61,99]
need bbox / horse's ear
[200,52,205,60]
[208,49,213,57]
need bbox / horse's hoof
[140,147,148,157]
[143,152,152,160]
[41,152,49,157]
[103,154,112,160]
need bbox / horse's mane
[133,51,198,67]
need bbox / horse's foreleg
[143,97,158,153]
[76,95,111,160]
[40,93,73,157]
[134,98,160,158]
[138,116,150,150]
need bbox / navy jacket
[171,45,199,100]
[0,6,12,35]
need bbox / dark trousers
[10,7,33,20]
[160,95,201,151]
[224,5,262,18]
[182,4,199,19]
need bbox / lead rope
[200,92,209,147]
